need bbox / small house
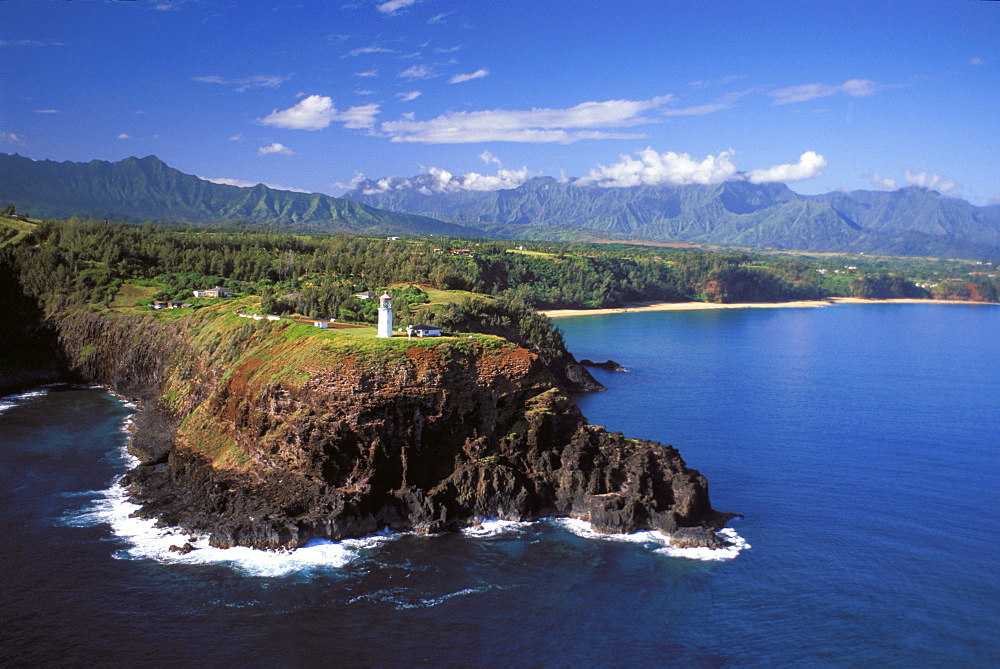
[411,324,442,337]
[194,286,234,298]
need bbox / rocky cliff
[50,306,734,550]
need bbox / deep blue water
[1,303,998,666]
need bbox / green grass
[109,283,161,308]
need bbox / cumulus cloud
[377,0,418,15]
[769,78,879,105]
[399,64,433,80]
[358,164,534,195]
[577,149,827,187]
[193,74,290,92]
[745,151,828,183]
[258,143,294,156]
[868,173,898,190]
[258,95,380,131]
[380,95,673,144]
[579,149,740,187]
[449,69,489,84]
[200,176,309,193]
[396,91,422,102]
[904,170,956,192]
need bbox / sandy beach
[539,297,993,318]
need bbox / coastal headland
[37,304,734,551]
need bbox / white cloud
[357,164,534,195]
[345,45,395,57]
[399,64,433,80]
[117,133,132,139]
[479,150,501,166]
[904,170,956,192]
[337,103,380,129]
[746,151,828,183]
[377,0,418,15]
[577,148,827,187]
[578,149,740,187]
[200,176,310,193]
[396,91,422,102]
[661,89,752,117]
[0,39,65,47]
[1,131,24,145]
[868,173,897,190]
[449,69,489,84]
[770,78,879,105]
[258,143,295,156]
[193,74,290,92]
[380,95,672,144]
[258,95,380,131]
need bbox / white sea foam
[0,387,50,414]
[348,583,519,610]
[68,479,393,577]
[551,517,750,561]
[460,518,533,538]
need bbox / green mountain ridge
[344,174,1000,259]
[0,153,471,236]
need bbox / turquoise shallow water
[1,303,998,666]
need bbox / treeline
[7,217,998,326]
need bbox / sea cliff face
[50,307,733,549]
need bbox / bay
[1,303,997,666]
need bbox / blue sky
[2,0,998,203]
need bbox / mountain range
[3,152,999,259]
[0,153,468,236]
[343,174,1000,259]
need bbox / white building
[376,292,393,338]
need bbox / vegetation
[0,215,997,383]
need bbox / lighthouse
[376,292,393,338]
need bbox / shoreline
[540,297,996,319]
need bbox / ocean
[1,303,998,666]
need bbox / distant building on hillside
[193,286,234,298]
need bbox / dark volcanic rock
[579,359,627,372]
[119,340,733,550]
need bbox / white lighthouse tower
[376,292,393,338]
